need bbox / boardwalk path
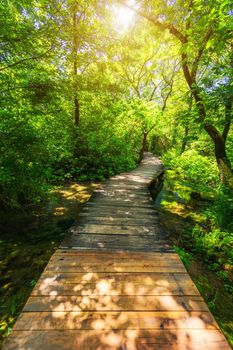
[3,153,231,349]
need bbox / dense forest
[0,0,233,346]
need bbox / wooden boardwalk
[3,153,231,350]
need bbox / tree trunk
[181,124,189,154]
[127,5,232,183]
[181,96,192,154]
[194,93,232,185]
[138,131,148,163]
[138,124,156,163]
[181,57,233,184]
[72,4,80,125]
[74,92,80,125]
[204,122,232,184]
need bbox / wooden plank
[51,253,180,261]
[44,265,185,273]
[31,281,199,297]
[78,218,160,225]
[3,329,231,350]
[14,311,219,331]
[60,246,173,253]
[99,180,150,186]
[81,209,158,216]
[85,202,154,208]
[108,176,149,181]
[102,185,148,190]
[82,204,157,211]
[78,215,159,221]
[31,279,200,297]
[95,189,150,195]
[36,271,193,284]
[79,210,159,218]
[94,196,152,202]
[48,258,182,268]
[109,179,154,183]
[44,260,185,273]
[61,234,171,252]
[95,189,150,196]
[54,251,177,258]
[24,295,208,312]
[62,234,170,245]
[69,224,160,235]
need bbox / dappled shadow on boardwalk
[4,329,229,350]
[2,154,231,350]
[3,251,231,350]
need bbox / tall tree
[71,2,80,125]
[109,25,181,160]
[118,0,233,184]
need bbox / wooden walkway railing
[3,153,231,349]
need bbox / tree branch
[117,0,187,43]
[181,52,193,88]
[191,29,213,81]
[149,82,157,101]
[145,123,156,135]
[161,80,174,112]
[0,46,54,72]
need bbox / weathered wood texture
[2,153,231,350]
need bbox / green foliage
[174,246,193,268]
[162,144,233,296]
[190,226,233,269]
[163,149,219,194]
[1,0,232,208]
[74,132,136,181]
[0,113,48,207]
[204,186,233,230]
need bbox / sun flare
[112,2,135,32]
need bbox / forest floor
[0,177,232,348]
[0,182,99,347]
[155,173,233,347]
